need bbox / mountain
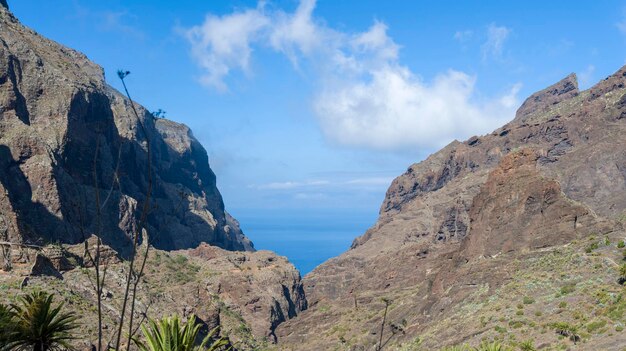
[276,70,626,349]
[0,3,305,348]
[0,3,252,254]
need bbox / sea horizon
[233,208,378,275]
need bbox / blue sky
[10,0,626,220]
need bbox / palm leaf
[6,291,78,351]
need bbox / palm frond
[5,291,78,351]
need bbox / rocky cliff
[276,69,626,349]
[0,4,307,349]
[0,5,252,253]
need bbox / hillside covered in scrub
[0,2,305,349]
[2,0,626,350]
[275,69,626,350]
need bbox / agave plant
[5,291,78,351]
[440,345,469,351]
[518,339,535,351]
[133,314,230,351]
[474,341,511,351]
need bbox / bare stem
[114,72,153,351]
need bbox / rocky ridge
[276,68,626,350]
[0,4,252,254]
[0,3,305,349]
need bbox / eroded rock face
[0,6,252,254]
[0,6,306,348]
[461,149,607,258]
[277,67,626,350]
[188,244,307,342]
[514,73,579,122]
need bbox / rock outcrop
[0,4,252,254]
[276,67,626,350]
[0,4,307,349]
[188,244,307,342]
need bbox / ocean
[233,209,378,276]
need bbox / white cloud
[344,177,394,186]
[269,0,325,63]
[183,1,521,150]
[294,192,328,200]
[254,177,393,190]
[618,8,626,35]
[255,180,330,190]
[184,6,269,91]
[453,30,473,42]
[481,23,510,61]
[578,64,596,88]
[315,67,518,149]
[100,11,144,39]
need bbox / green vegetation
[440,345,469,351]
[0,303,15,348]
[518,339,535,351]
[1,291,78,351]
[551,322,580,342]
[619,264,626,285]
[559,283,576,295]
[585,319,607,334]
[617,240,625,249]
[133,314,230,351]
[438,341,511,351]
[585,242,599,253]
[522,297,534,305]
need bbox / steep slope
[0,241,306,349]
[276,70,626,349]
[0,4,307,349]
[0,5,252,253]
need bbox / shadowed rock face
[0,7,310,348]
[0,6,252,254]
[276,67,626,349]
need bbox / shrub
[522,297,535,305]
[4,291,78,351]
[440,345,469,351]
[617,241,625,249]
[586,319,607,334]
[552,322,580,342]
[475,341,511,351]
[0,303,16,347]
[560,283,576,295]
[619,264,626,285]
[133,314,229,351]
[518,339,536,351]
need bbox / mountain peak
[514,73,579,122]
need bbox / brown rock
[514,73,579,122]
[187,243,307,342]
[277,67,626,350]
[29,252,62,278]
[0,5,252,254]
